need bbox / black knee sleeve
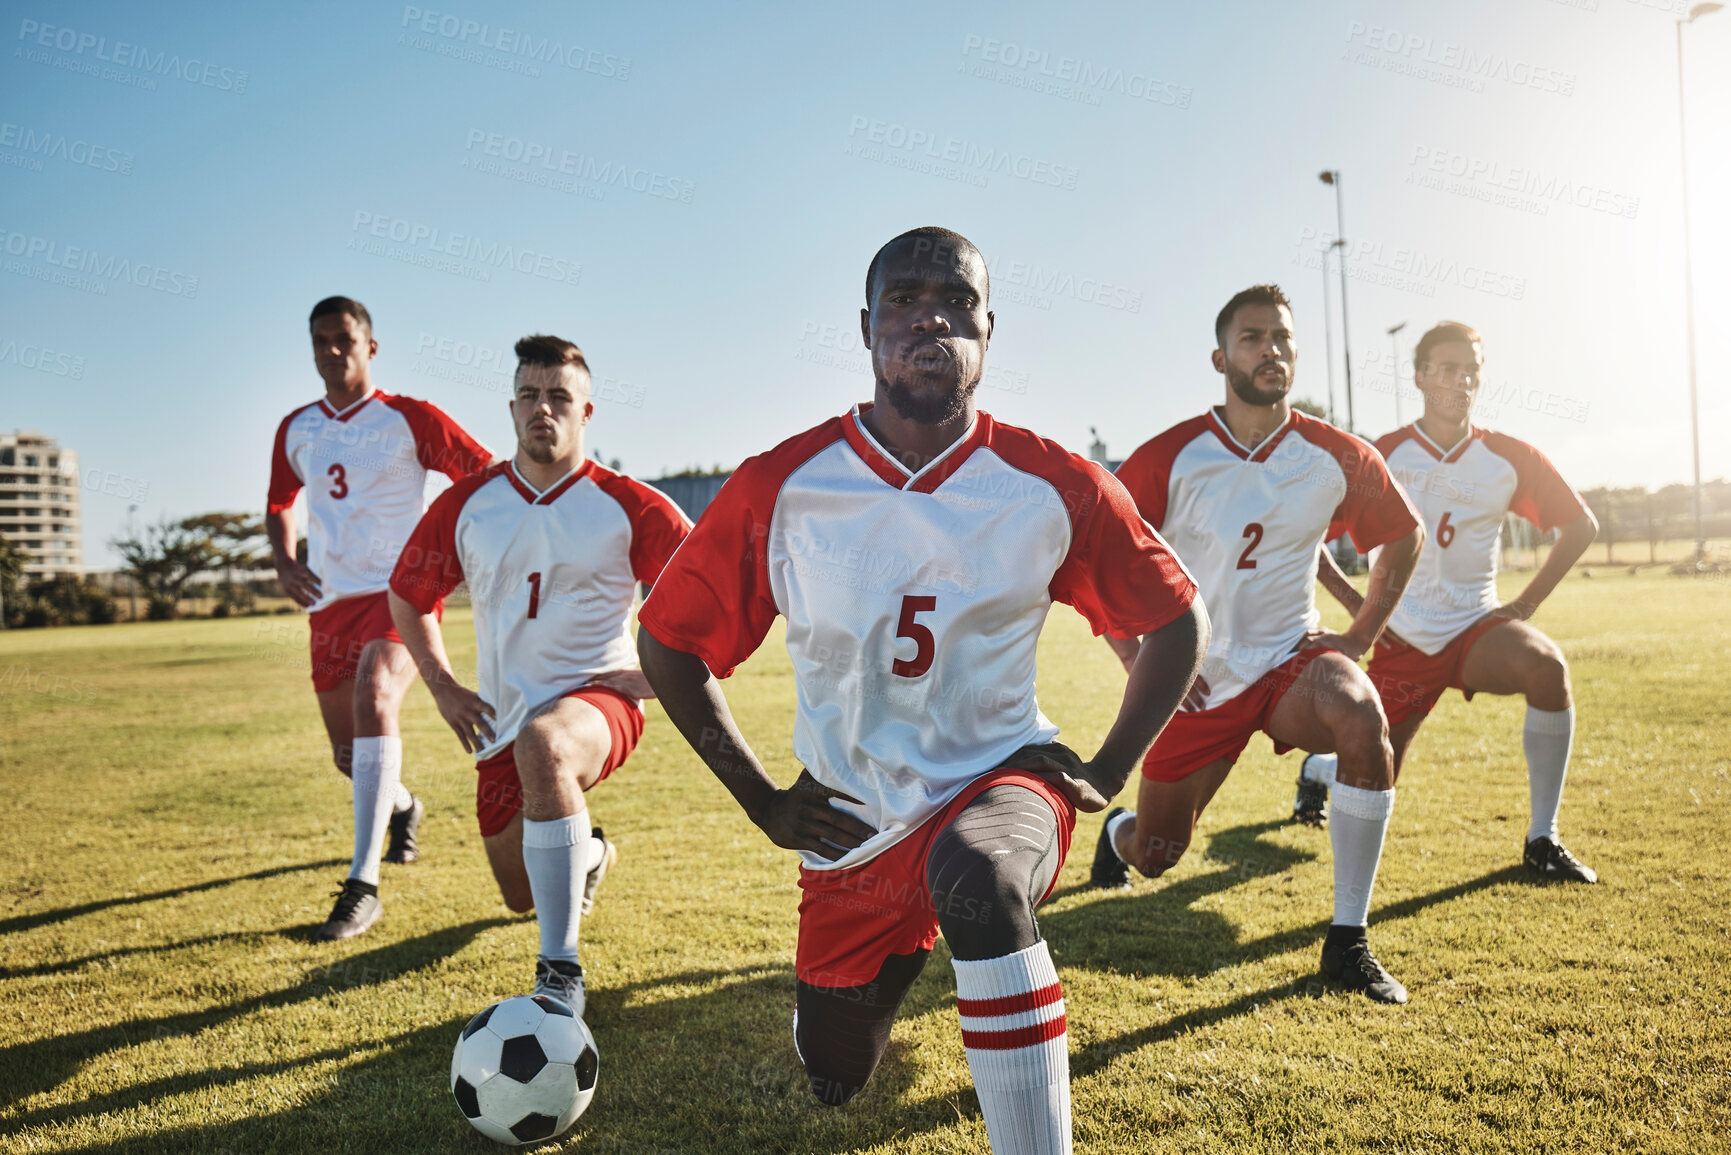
[794,948,928,1106]
[925,784,1062,961]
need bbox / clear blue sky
[4,0,1727,565]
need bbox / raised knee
[1532,653,1571,706]
[502,891,534,915]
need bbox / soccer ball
[450,994,599,1145]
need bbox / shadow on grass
[0,929,283,980]
[0,858,348,936]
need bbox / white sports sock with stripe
[348,736,401,886]
[1302,753,1339,787]
[952,940,1071,1155]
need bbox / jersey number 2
[892,595,936,678]
[327,462,348,500]
[1237,522,1264,570]
[1436,511,1456,548]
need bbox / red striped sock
[952,941,1071,1155]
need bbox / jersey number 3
[1237,522,1264,570]
[327,462,348,500]
[892,595,936,678]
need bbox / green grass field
[1,571,1727,1153]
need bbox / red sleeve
[985,421,1198,638]
[389,469,496,613]
[1372,427,1416,460]
[266,410,305,515]
[1483,431,1589,532]
[1298,418,1420,552]
[383,395,493,480]
[637,420,843,677]
[589,469,694,585]
[1112,415,1210,532]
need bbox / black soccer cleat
[532,957,587,1018]
[314,878,382,942]
[383,794,424,864]
[1524,836,1597,884]
[1090,807,1131,890]
[1320,925,1408,1005]
[1293,758,1329,827]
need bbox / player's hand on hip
[276,560,322,608]
[432,683,496,754]
[1301,631,1369,662]
[755,770,876,860]
[1000,742,1112,813]
[1487,600,1536,623]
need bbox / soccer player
[637,227,1206,1155]
[388,334,690,1014]
[268,297,493,942]
[1093,284,1425,1005]
[1301,321,1600,883]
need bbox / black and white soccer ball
[450,994,599,1146]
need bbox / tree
[0,532,28,629]
[181,512,266,614]
[110,515,225,620]
[1291,398,1330,421]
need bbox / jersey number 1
[892,595,936,678]
[526,572,542,619]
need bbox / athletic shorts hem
[1140,648,1325,783]
[1368,616,1513,726]
[473,684,645,838]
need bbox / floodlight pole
[1677,3,1720,564]
[1321,243,1339,426]
[1320,170,1355,433]
[1388,321,1407,427]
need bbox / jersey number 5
[1436,511,1456,548]
[1237,522,1264,570]
[892,595,936,678]
[327,462,348,500]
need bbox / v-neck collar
[1410,422,1478,463]
[842,403,986,494]
[319,390,380,422]
[505,458,592,505]
[1206,406,1296,463]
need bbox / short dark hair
[309,296,372,335]
[514,334,589,374]
[865,226,988,305]
[1214,284,1291,347]
[1413,321,1482,369]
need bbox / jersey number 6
[892,595,936,678]
[1436,511,1456,548]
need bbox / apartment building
[0,431,82,576]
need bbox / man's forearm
[637,629,779,821]
[1348,527,1422,647]
[387,591,456,687]
[1091,599,1209,791]
[1316,544,1365,615]
[1516,513,1597,609]
[266,509,296,566]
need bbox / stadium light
[1387,322,1407,426]
[1319,170,1355,433]
[1320,243,1339,426]
[1678,3,1720,564]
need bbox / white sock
[1329,783,1395,927]
[1106,811,1135,865]
[1524,706,1574,842]
[1302,753,1339,788]
[348,736,402,886]
[391,782,414,814]
[585,834,606,874]
[952,941,1071,1155]
[523,812,589,963]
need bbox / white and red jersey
[389,459,691,760]
[1115,408,1419,711]
[268,390,492,611]
[639,404,1198,872]
[1374,424,1588,654]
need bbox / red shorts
[794,769,1077,988]
[1367,617,1511,727]
[1141,649,1325,783]
[308,592,422,692]
[473,685,645,838]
